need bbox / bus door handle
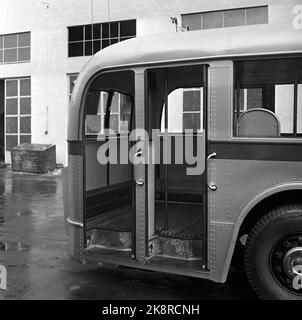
[136,179,144,187]
[207,153,217,191]
[134,149,143,158]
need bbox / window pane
[6,135,18,151]
[183,113,201,131]
[84,41,92,56]
[6,80,18,97]
[235,59,302,137]
[183,90,201,112]
[85,25,92,40]
[120,94,132,133]
[120,20,136,37]
[93,40,101,54]
[111,93,119,113]
[68,42,83,57]
[4,48,17,62]
[203,11,223,29]
[20,79,30,96]
[20,98,31,114]
[161,88,203,132]
[102,23,109,39]
[18,47,30,61]
[247,88,263,109]
[93,24,101,39]
[20,135,31,145]
[69,26,83,41]
[246,6,268,25]
[100,92,109,114]
[4,34,17,48]
[0,50,3,63]
[240,88,263,110]
[18,32,30,47]
[0,36,3,49]
[6,117,18,133]
[102,39,110,50]
[224,9,245,27]
[110,22,119,38]
[20,116,31,134]
[275,85,294,134]
[6,98,18,115]
[182,14,201,31]
[85,115,102,134]
[109,113,119,132]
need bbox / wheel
[244,205,302,300]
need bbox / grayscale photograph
[0,0,302,307]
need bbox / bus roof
[86,23,302,70]
[68,24,302,141]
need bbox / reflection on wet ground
[0,241,31,252]
[0,167,257,300]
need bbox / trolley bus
[63,24,302,299]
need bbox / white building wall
[0,0,300,165]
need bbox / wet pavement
[0,167,257,300]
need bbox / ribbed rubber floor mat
[155,202,203,240]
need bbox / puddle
[0,241,31,252]
[17,209,33,216]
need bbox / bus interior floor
[87,202,204,240]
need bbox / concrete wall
[0,0,300,165]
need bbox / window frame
[4,77,31,152]
[84,89,134,139]
[233,57,302,139]
[181,5,268,31]
[68,20,136,58]
[68,73,79,101]
[0,32,31,64]
[160,86,204,133]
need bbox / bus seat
[236,108,281,137]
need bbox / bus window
[234,58,302,137]
[109,92,132,133]
[84,91,132,136]
[85,91,108,135]
[161,87,203,132]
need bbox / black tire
[244,205,302,300]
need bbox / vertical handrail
[164,70,169,230]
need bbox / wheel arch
[220,183,302,282]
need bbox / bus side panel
[207,60,234,281]
[211,157,302,282]
[64,154,84,260]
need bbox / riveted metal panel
[208,61,233,141]
[207,61,233,278]
[66,155,84,260]
[134,69,147,263]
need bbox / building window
[69,74,78,100]
[0,32,30,64]
[68,20,136,58]
[5,78,31,152]
[182,6,268,31]
[234,58,302,137]
[161,88,203,133]
[85,91,132,136]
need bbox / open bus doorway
[84,70,135,257]
[146,65,208,266]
